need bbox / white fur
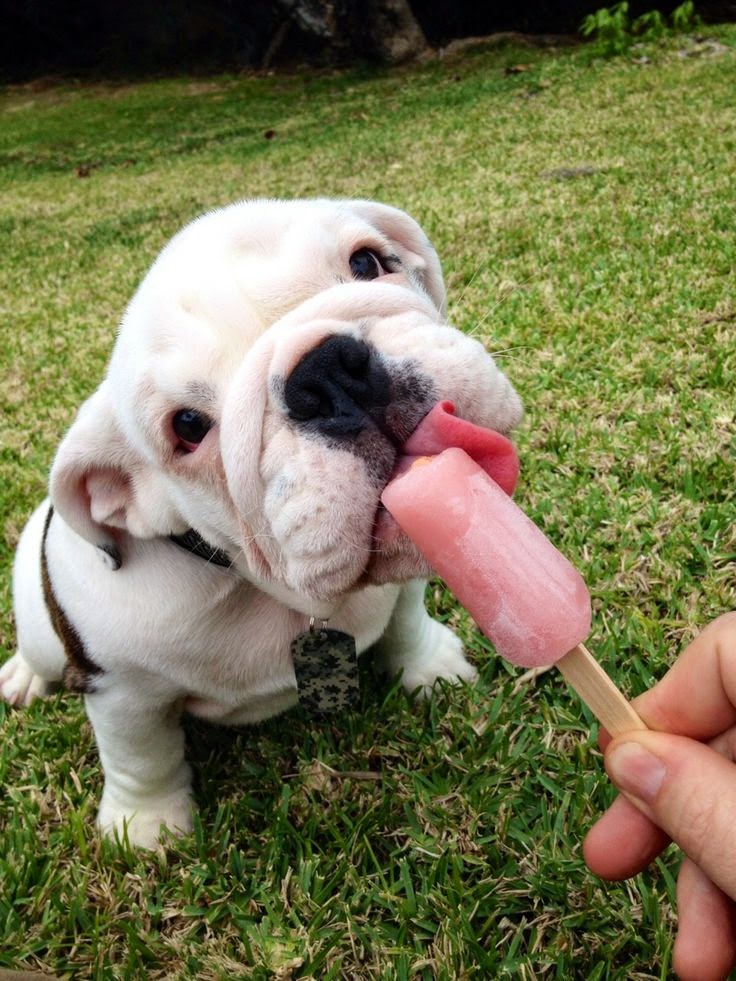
[5,199,522,848]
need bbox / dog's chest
[47,524,398,711]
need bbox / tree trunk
[273,0,431,65]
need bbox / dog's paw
[0,653,53,706]
[97,790,195,849]
[397,620,478,698]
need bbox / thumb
[605,731,736,901]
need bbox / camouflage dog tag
[291,624,359,716]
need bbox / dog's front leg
[374,579,478,697]
[84,679,193,849]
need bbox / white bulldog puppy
[2,199,522,847]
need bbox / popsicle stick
[557,643,647,736]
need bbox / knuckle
[675,787,720,868]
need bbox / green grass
[2,28,736,978]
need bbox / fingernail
[606,741,666,804]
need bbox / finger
[673,857,736,981]
[583,792,670,880]
[600,717,736,762]
[605,731,736,899]
[630,613,736,740]
[598,727,613,752]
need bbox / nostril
[339,338,371,378]
[283,334,391,436]
[288,385,331,422]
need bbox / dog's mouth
[373,400,519,546]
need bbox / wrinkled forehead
[105,201,411,445]
[121,201,397,353]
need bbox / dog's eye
[172,409,212,451]
[349,248,384,281]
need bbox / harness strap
[40,505,102,693]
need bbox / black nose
[283,335,391,438]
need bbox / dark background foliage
[2,0,735,83]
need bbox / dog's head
[50,199,522,614]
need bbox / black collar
[169,529,233,568]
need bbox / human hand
[583,612,736,981]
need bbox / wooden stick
[557,643,647,736]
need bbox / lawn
[1,26,735,979]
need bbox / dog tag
[291,624,360,716]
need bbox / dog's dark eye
[349,248,384,281]
[172,409,212,451]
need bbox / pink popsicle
[381,448,645,735]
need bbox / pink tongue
[402,401,519,496]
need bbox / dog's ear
[50,384,178,555]
[348,200,447,315]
